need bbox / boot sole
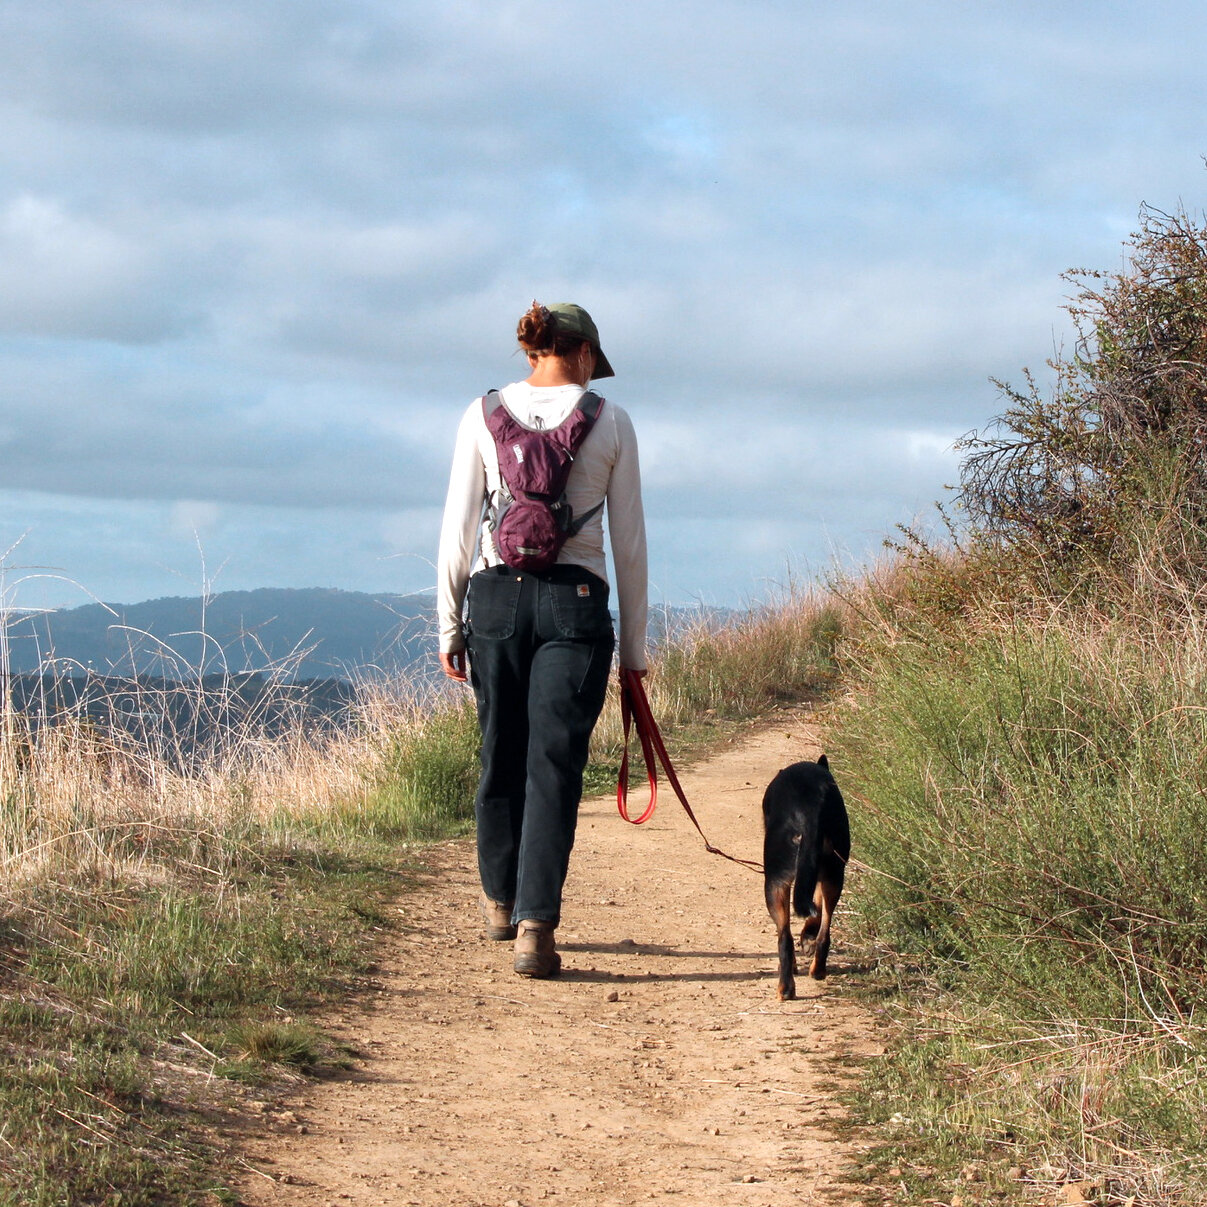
[513,951,562,978]
[484,924,518,941]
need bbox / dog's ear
[817,753,829,769]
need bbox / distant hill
[1,587,436,680]
[0,586,740,681]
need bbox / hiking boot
[480,895,517,941]
[513,919,561,978]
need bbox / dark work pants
[466,565,615,927]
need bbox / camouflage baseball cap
[548,302,615,380]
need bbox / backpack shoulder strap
[576,390,605,422]
[561,391,607,537]
[482,389,504,418]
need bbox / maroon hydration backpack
[483,388,606,572]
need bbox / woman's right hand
[440,650,468,682]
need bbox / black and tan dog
[762,755,850,999]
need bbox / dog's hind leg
[791,816,821,956]
[798,910,820,947]
[807,856,845,980]
[765,876,796,1001]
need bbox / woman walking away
[437,301,648,978]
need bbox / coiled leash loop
[616,667,763,872]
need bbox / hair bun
[516,300,555,352]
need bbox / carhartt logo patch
[576,583,590,597]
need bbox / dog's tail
[792,808,822,919]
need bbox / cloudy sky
[2,0,1206,611]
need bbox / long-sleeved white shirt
[437,380,648,670]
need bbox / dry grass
[588,584,844,779]
[0,676,462,897]
[0,572,848,898]
[0,655,448,1202]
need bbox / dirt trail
[237,707,884,1207]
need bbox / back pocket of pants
[467,573,522,639]
[548,577,613,640]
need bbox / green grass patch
[827,575,1207,1205]
[0,835,409,1205]
[225,1020,324,1068]
[844,990,1207,1206]
[354,696,481,839]
[833,610,1207,1015]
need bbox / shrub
[958,204,1207,584]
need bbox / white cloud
[0,195,188,340]
[1,0,1206,605]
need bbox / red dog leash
[616,667,763,872]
